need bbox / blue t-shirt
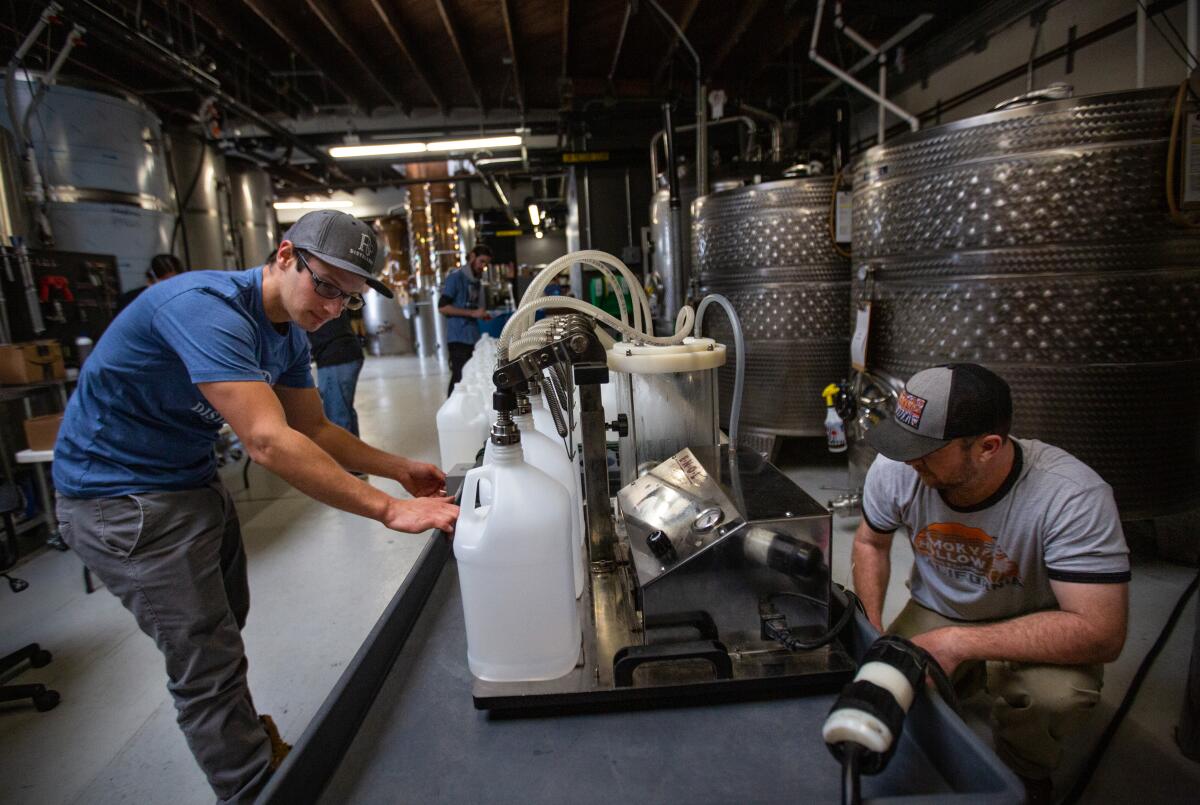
[441,267,481,345]
[53,267,314,498]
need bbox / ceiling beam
[233,0,367,111]
[180,0,306,117]
[303,0,408,113]
[653,0,702,83]
[433,0,485,114]
[499,0,524,113]
[366,0,450,114]
[745,13,811,78]
[708,0,767,76]
[561,0,571,79]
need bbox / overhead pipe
[737,103,783,162]
[646,0,707,196]
[809,0,919,133]
[65,0,346,182]
[608,1,633,81]
[472,157,520,227]
[661,101,686,325]
[808,11,932,106]
[1137,2,1147,88]
[649,116,757,187]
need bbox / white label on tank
[851,303,871,372]
[835,191,853,242]
[1185,112,1200,206]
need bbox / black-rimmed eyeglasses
[296,251,365,310]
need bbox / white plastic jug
[485,414,585,598]
[526,388,563,443]
[455,442,580,682]
[436,389,489,469]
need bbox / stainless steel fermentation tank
[694,178,852,450]
[226,158,278,269]
[167,133,234,270]
[1,76,173,290]
[852,86,1200,517]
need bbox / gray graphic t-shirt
[863,439,1130,622]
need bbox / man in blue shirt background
[437,243,492,395]
[53,210,458,803]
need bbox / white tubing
[501,295,694,358]
[694,294,745,449]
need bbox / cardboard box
[23,413,63,451]
[0,340,65,385]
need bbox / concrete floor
[1,353,1198,804]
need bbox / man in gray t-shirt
[853,363,1129,799]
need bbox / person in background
[117,253,184,312]
[437,244,493,396]
[852,363,1129,804]
[308,308,365,440]
[117,255,184,311]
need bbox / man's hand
[473,309,492,320]
[397,459,447,497]
[909,627,966,679]
[383,496,459,534]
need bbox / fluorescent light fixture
[528,203,540,226]
[426,135,522,152]
[328,142,427,158]
[273,199,355,210]
[474,156,523,167]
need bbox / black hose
[1059,569,1200,805]
[167,135,206,269]
[841,742,862,805]
[761,589,859,652]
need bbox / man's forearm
[439,305,480,318]
[308,420,410,477]
[248,426,391,521]
[852,539,891,630]
[937,609,1124,667]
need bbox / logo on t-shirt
[191,400,225,425]
[896,390,927,429]
[912,521,1021,590]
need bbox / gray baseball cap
[866,363,1013,461]
[283,209,393,299]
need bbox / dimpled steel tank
[852,86,1200,517]
[694,177,851,444]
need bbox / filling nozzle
[491,391,521,446]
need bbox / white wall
[854,0,1194,146]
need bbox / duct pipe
[809,0,919,132]
[738,103,783,162]
[649,116,757,187]
[661,101,685,325]
[696,81,708,197]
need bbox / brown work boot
[260,714,292,770]
[1018,774,1053,805]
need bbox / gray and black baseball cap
[283,209,393,299]
[866,363,1013,461]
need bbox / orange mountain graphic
[912,521,1020,587]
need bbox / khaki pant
[888,599,1103,780]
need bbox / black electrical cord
[1059,569,1200,805]
[760,589,859,652]
[167,135,206,269]
[841,741,863,805]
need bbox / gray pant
[56,482,272,803]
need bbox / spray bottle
[822,383,847,453]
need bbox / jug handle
[459,464,494,522]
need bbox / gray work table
[261,535,1022,804]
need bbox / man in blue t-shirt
[53,210,458,804]
[437,244,492,395]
